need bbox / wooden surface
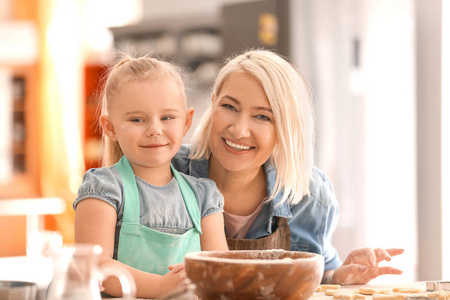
[312,282,427,300]
[102,282,430,300]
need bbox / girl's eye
[256,114,271,121]
[162,116,174,121]
[131,118,144,123]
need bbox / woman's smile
[223,138,254,151]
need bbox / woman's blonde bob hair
[190,49,314,205]
[100,53,186,167]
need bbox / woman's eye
[256,114,271,121]
[222,104,236,111]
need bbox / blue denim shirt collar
[263,160,293,218]
[188,157,293,221]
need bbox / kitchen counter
[0,255,53,300]
[0,256,437,300]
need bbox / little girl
[74,54,228,298]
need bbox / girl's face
[102,77,192,176]
[209,72,277,173]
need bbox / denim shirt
[172,145,342,271]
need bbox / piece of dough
[320,284,342,290]
[326,289,342,296]
[373,293,405,300]
[377,289,394,295]
[393,288,422,294]
[327,289,354,296]
[359,287,379,295]
[333,292,355,300]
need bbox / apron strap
[171,165,202,234]
[115,156,140,224]
[115,156,202,234]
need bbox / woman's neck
[209,155,267,216]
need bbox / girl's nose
[146,122,162,137]
[229,116,251,139]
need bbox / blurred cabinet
[110,24,223,90]
[83,65,107,170]
[223,0,291,58]
[0,65,38,256]
[0,65,39,198]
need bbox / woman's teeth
[225,139,252,151]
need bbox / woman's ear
[100,115,118,141]
[183,107,195,136]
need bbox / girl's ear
[183,107,195,136]
[100,115,118,141]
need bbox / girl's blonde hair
[191,49,315,205]
[99,53,186,167]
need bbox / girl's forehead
[115,76,185,96]
[107,77,186,110]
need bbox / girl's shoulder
[178,172,224,212]
[82,165,121,183]
[178,172,221,198]
[75,165,123,211]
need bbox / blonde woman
[172,49,404,285]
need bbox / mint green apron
[115,156,202,275]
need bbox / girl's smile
[140,143,168,148]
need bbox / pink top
[224,203,264,239]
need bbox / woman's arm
[199,212,228,251]
[74,198,186,298]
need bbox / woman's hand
[332,248,404,285]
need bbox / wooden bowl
[185,249,324,300]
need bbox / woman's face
[209,72,277,173]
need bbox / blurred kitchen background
[0,0,448,284]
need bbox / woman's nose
[229,116,251,139]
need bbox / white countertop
[0,197,65,216]
[0,255,53,299]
